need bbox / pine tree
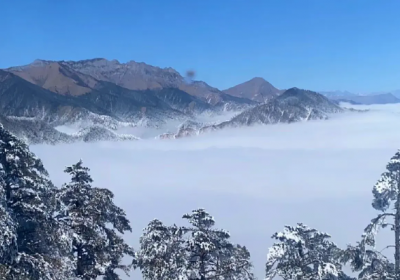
[0,172,17,277]
[136,208,255,280]
[265,223,351,280]
[134,219,187,280]
[56,160,134,279]
[0,123,73,280]
[182,209,254,280]
[351,149,400,280]
[341,241,394,280]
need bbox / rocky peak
[223,77,281,102]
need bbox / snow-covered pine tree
[265,223,351,280]
[56,160,134,280]
[182,208,255,280]
[0,123,73,280]
[341,241,394,279]
[135,209,255,280]
[355,149,400,279]
[134,219,187,280]
[101,227,135,280]
[0,170,17,277]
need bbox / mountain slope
[62,58,256,107]
[211,88,342,129]
[223,77,282,102]
[0,114,139,144]
[152,87,212,114]
[0,69,218,127]
[0,114,74,144]
[7,60,98,96]
[159,88,344,139]
[0,70,114,124]
[6,59,257,110]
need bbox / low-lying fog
[32,103,400,279]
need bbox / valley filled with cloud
[30,103,400,279]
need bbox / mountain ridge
[6,59,257,108]
[2,59,362,144]
[158,88,346,139]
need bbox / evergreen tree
[136,208,255,280]
[56,160,134,279]
[0,172,17,277]
[265,223,351,280]
[134,219,187,280]
[341,241,394,280]
[0,123,73,280]
[182,209,254,280]
[343,149,400,280]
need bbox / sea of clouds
[31,103,400,279]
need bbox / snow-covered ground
[55,110,243,140]
[31,103,400,279]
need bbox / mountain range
[158,88,345,139]
[6,59,256,107]
[319,90,400,105]
[1,58,365,143]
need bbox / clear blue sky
[2,0,400,92]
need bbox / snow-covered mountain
[1,59,260,144]
[0,59,257,143]
[0,114,139,145]
[1,59,364,144]
[159,88,345,139]
[226,87,343,126]
[319,90,400,105]
[0,67,258,143]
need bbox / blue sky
[2,0,400,92]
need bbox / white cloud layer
[31,103,400,279]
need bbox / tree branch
[380,245,396,253]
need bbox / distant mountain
[0,69,111,124]
[0,69,239,127]
[391,90,400,98]
[6,59,363,144]
[159,88,345,139]
[319,89,400,105]
[319,90,357,98]
[8,58,255,109]
[330,93,400,105]
[63,58,245,105]
[6,60,98,96]
[332,99,362,105]
[218,88,343,127]
[223,77,282,102]
[1,59,259,143]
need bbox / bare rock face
[7,60,98,96]
[6,58,257,111]
[223,77,283,102]
[63,58,256,107]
